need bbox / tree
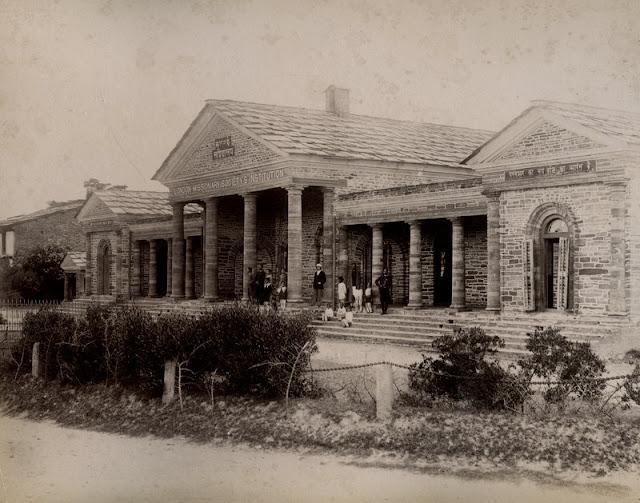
[7,244,68,300]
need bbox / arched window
[96,240,112,295]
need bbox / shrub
[8,303,318,399]
[408,327,526,409]
[519,327,606,403]
[14,308,77,381]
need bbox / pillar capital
[405,219,422,227]
[240,192,258,202]
[448,216,463,226]
[286,184,305,195]
[369,222,384,231]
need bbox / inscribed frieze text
[174,168,286,197]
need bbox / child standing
[353,283,363,313]
[337,276,347,308]
[364,283,373,313]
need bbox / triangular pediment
[76,194,115,223]
[465,107,625,166]
[153,105,286,184]
[493,120,605,162]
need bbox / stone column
[322,188,335,299]
[486,194,501,311]
[149,239,158,297]
[608,181,626,314]
[85,234,92,296]
[185,236,194,299]
[166,239,172,297]
[171,203,185,299]
[242,193,257,302]
[337,225,348,306]
[64,274,70,301]
[371,223,383,305]
[204,197,219,301]
[450,217,465,310]
[287,186,304,303]
[407,220,423,309]
[77,271,85,297]
[131,240,141,297]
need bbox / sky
[1,0,639,219]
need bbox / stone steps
[310,308,627,358]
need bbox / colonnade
[337,205,501,311]
[135,186,336,304]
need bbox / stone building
[75,87,640,339]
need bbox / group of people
[248,264,287,311]
[315,262,393,326]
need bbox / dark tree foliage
[7,245,67,300]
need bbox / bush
[519,327,606,403]
[408,327,526,410]
[15,308,77,381]
[9,303,318,399]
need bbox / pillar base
[406,302,423,310]
[204,296,219,303]
[485,306,500,313]
[171,295,185,301]
[449,304,469,312]
[287,298,304,304]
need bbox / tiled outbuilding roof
[60,251,86,271]
[532,100,640,146]
[0,199,84,228]
[93,190,201,217]
[208,99,494,164]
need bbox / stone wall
[5,206,85,256]
[464,215,487,308]
[499,182,612,313]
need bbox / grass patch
[2,374,639,476]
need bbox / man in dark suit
[312,263,326,306]
[375,267,392,314]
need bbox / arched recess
[96,239,112,295]
[352,230,372,289]
[524,202,577,311]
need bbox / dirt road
[1,414,638,503]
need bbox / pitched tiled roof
[0,200,84,228]
[532,100,640,146]
[93,190,201,217]
[61,251,86,271]
[208,99,494,164]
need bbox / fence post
[376,363,393,421]
[162,360,177,405]
[32,342,40,378]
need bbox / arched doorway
[541,217,569,310]
[96,240,112,295]
[525,204,574,311]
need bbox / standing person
[312,263,326,306]
[375,268,392,315]
[277,270,287,311]
[255,264,266,305]
[248,267,257,304]
[337,276,347,308]
[353,283,363,313]
[263,274,273,307]
[364,282,373,313]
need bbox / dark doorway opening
[433,230,452,306]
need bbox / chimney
[325,85,350,117]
